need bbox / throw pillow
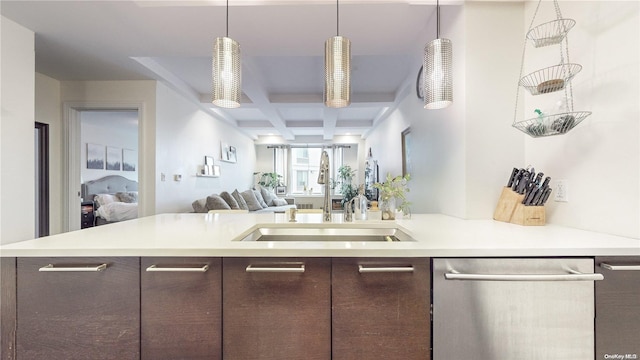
[94,193,117,206]
[220,191,240,209]
[232,189,249,210]
[241,190,263,211]
[192,198,208,213]
[206,194,231,211]
[253,189,269,208]
[260,187,277,206]
[271,198,288,206]
[115,191,137,203]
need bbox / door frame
[63,102,145,232]
[35,122,50,237]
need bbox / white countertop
[1,213,639,257]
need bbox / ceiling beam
[322,107,337,141]
[242,58,296,140]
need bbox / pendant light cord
[336,0,339,36]
[226,0,229,37]
[436,0,440,39]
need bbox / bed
[81,175,138,225]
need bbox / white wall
[154,82,256,213]
[1,16,35,244]
[80,110,138,183]
[367,3,524,218]
[35,73,63,235]
[367,1,640,239]
[522,1,640,238]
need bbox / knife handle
[507,168,519,187]
[541,176,551,188]
[539,187,552,205]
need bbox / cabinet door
[16,257,139,360]
[1,257,16,360]
[223,257,331,360]
[332,258,431,360]
[141,257,221,360]
[596,256,640,358]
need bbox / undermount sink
[237,226,416,242]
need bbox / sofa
[192,187,295,214]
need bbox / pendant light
[324,0,351,108]
[212,0,241,109]
[423,0,452,110]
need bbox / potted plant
[335,165,357,208]
[257,172,283,190]
[373,173,411,220]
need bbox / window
[269,146,347,195]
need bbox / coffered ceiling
[1,0,442,141]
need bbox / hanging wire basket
[519,63,582,96]
[513,111,591,137]
[526,19,576,48]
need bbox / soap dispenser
[354,185,368,221]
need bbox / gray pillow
[232,189,248,210]
[260,187,277,206]
[241,190,263,211]
[206,194,231,210]
[192,198,208,213]
[253,189,269,208]
[220,191,240,210]
[116,191,138,203]
[271,198,288,206]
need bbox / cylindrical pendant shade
[324,36,351,108]
[424,38,453,110]
[212,36,241,109]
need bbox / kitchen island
[1,212,639,257]
[1,213,639,360]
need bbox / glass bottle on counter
[354,185,368,221]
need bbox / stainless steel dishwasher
[432,258,603,359]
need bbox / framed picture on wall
[86,143,105,169]
[276,186,287,195]
[122,149,137,171]
[106,146,122,171]
[221,142,237,163]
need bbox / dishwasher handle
[600,263,640,271]
[445,269,604,282]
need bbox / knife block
[493,187,545,226]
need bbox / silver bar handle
[39,263,107,272]
[146,264,209,272]
[600,263,640,271]
[445,269,603,281]
[246,264,305,273]
[358,265,414,273]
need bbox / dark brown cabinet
[595,256,640,359]
[222,257,332,360]
[332,258,431,360]
[140,257,222,360]
[16,257,139,360]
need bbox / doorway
[35,122,49,237]
[64,104,142,231]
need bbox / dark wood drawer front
[16,257,139,360]
[332,258,431,360]
[141,257,221,360]
[596,256,640,358]
[1,258,16,360]
[223,257,331,360]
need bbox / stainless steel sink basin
[237,226,416,242]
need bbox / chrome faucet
[317,150,332,222]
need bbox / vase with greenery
[335,165,357,208]
[257,172,283,190]
[372,173,411,220]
